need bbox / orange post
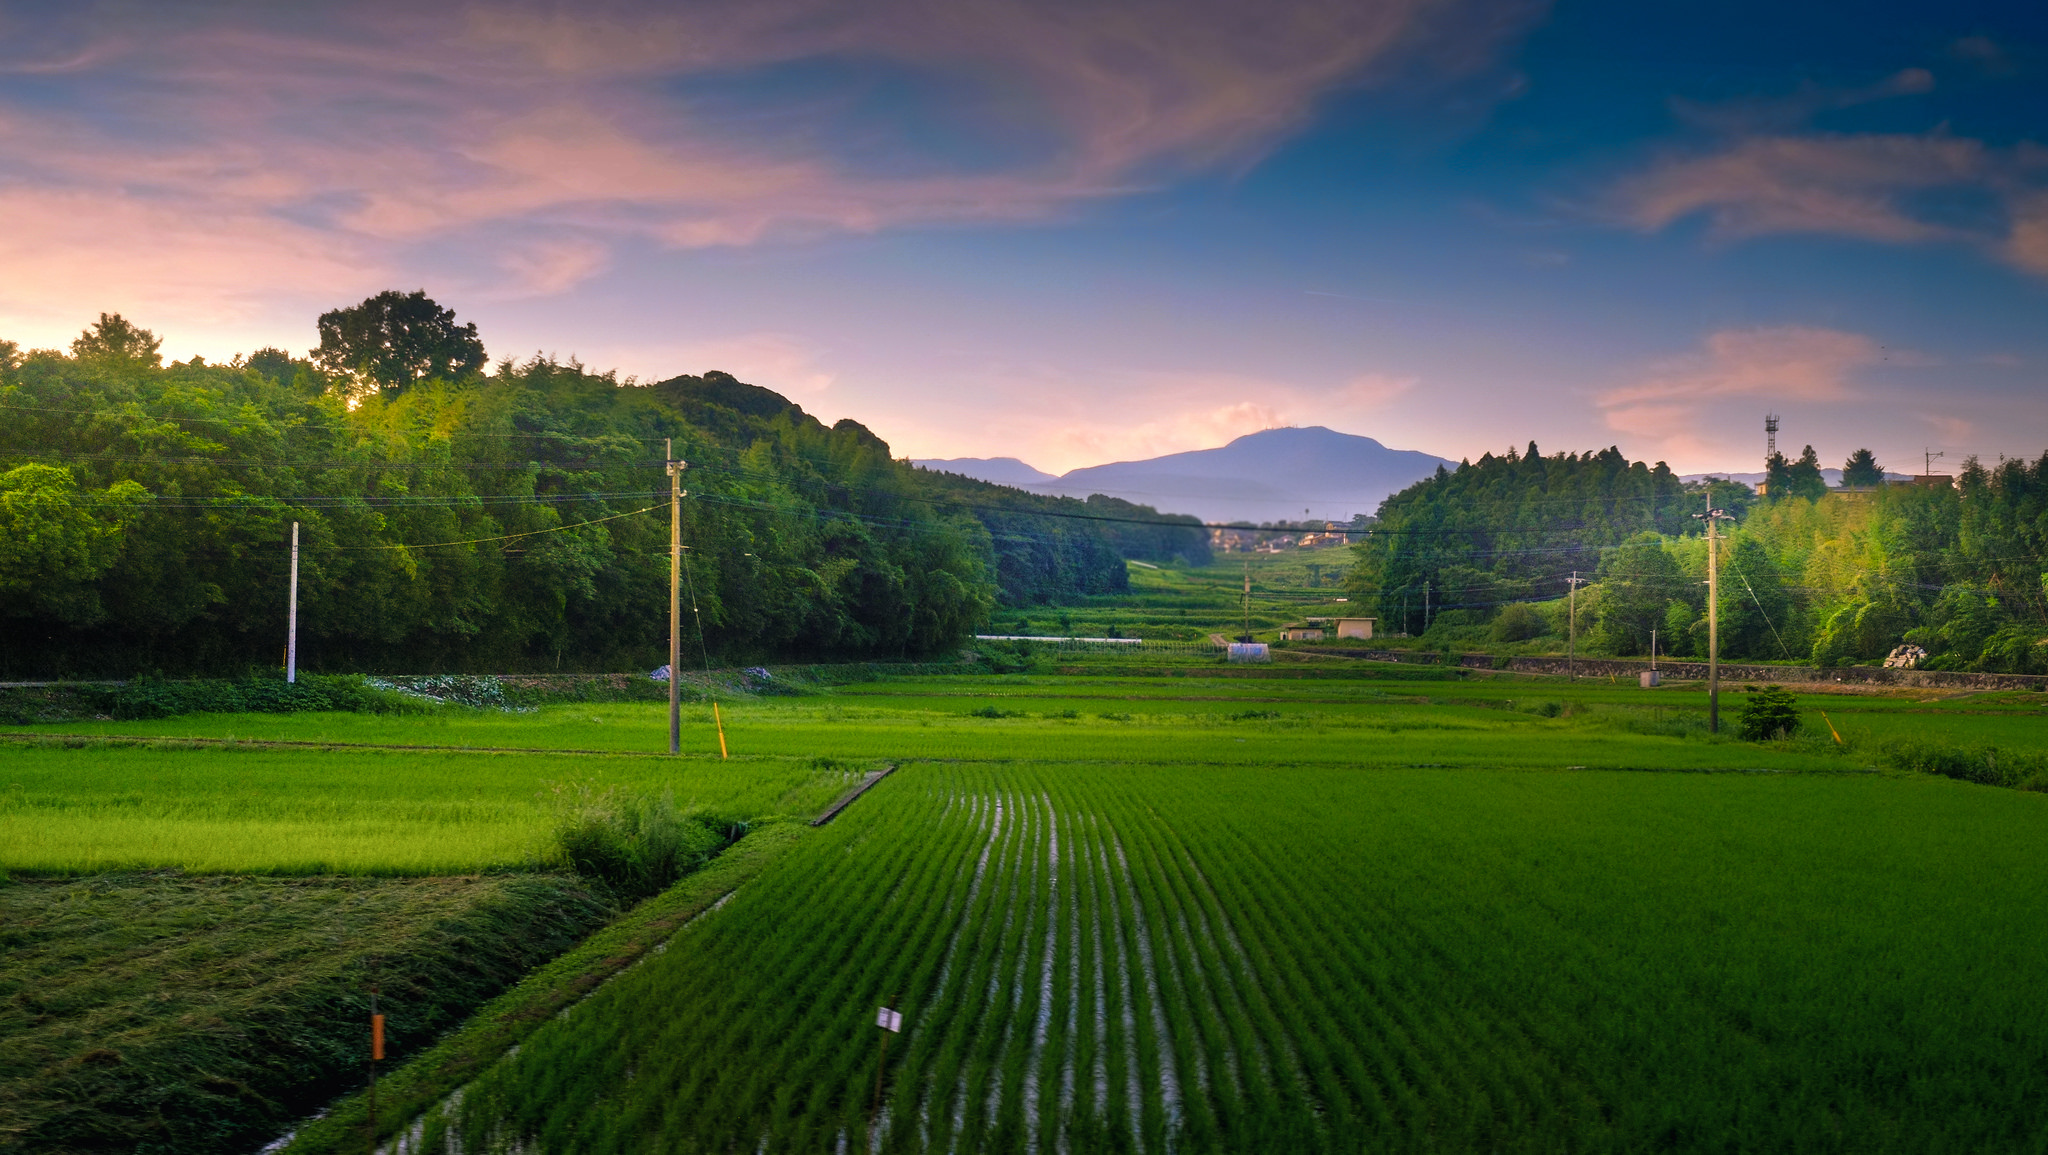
[371,1014,384,1061]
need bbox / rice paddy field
[445,760,2048,1154]
[5,663,2048,1152]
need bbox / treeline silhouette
[0,307,1201,676]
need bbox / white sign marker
[876,1006,903,1032]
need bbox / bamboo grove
[0,309,1205,676]
[1348,442,2048,672]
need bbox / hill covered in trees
[1347,442,2048,672]
[0,304,1201,676]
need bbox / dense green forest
[0,307,1203,676]
[1348,442,2048,672]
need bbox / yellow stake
[1820,710,1844,745]
[714,701,729,759]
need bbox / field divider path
[811,763,899,826]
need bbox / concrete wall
[1322,648,2048,692]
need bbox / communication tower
[1764,413,1779,464]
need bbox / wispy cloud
[0,0,1532,348]
[1598,326,1882,465]
[1606,65,2048,277]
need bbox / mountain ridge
[916,426,1454,524]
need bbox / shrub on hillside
[1491,603,1547,643]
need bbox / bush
[1738,685,1801,742]
[548,785,734,902]
[99,674,428,720]
[1881,739,2048,789]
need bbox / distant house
[1280,623,1325,641]
[1908,474,1955,488]
[1305,616,1375,640]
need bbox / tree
[243,347,297,383]
[313,290,486,399]
[1841,448,1884,487]
[1782,446,1828,501]
[71,314,162,369]
[0,464,148,624]
[1596,533,1684,654]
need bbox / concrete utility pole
[1240,563,1251,642]
[1423,581,1431,631]
[286,521,299,684]
[1693,499,1734,732]
[1566,571,1588,680]
[668,441,685,755]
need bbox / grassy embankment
[0,873,612,1154]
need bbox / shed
[1280,624,1325,641]
[1333,616,1375,640]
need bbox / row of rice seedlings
[440,762,2048,1151]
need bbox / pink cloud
[1607,129,2048,277]
[1598,326,1884,466]
[0,0,1534,354]
[1610,133,1987,244]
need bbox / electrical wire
[339,506,661,551]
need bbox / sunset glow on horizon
[3,0,2044,476]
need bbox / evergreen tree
[1841,447,1884,487]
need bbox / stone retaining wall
[1322,648,2048,692]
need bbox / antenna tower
[1764,413,1779,464]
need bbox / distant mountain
[912,456,1060,488]
[915,427,1451,524]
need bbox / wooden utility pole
[1566,571,1588,681]
[668,441,684,756]
[286,521,299,684]
[1693,499,1733,732]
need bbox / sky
[2,0,2045,477]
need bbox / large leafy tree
[70,313,162,370]
[0,464,148,624]
[1595,533,1685,654]
[313,290,486,399]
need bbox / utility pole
[1693,499,1734,732]
[1240,563,1251,642]
[668,441,684,756]
[1566,571,1588,680]
[1924,447,1944,478]
[1423,581,1431,631]
[286,521,299,684]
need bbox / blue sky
[2,0,2044,475]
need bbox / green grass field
[6,663,2048,1153]
[0,742,862,875]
